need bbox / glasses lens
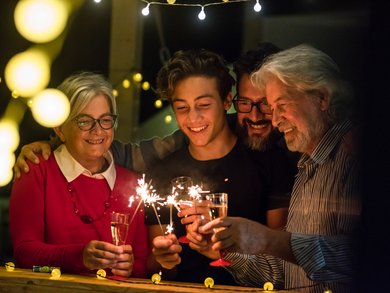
[99,115,116,130]
[76,117,95,130]
[234,98,251,113]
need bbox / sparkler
[128,174,164,233]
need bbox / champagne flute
[171,176,193,243]
[110,212,130,246]
[206,193,232,267]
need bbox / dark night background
[1,0,389,291]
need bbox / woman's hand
[83,240,134,277]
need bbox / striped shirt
[225,120,361,293]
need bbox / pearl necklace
[67,184,113,224]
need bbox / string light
[198,6,206,20]
[254,0,262,12]
[139,0,262,21]
[141,3,150,16]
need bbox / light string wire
[140,0,254,9]
[102,274,329,292]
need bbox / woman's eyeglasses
[74,114,117,131]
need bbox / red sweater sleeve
[9,156,87,272]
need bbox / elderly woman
[9,72,148,278]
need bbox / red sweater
[9,154,149,277]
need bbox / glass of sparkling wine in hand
[206,193,232,267]
[171,176,193,243]
[110,212,130,246]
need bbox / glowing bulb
[198,7,206,20]
[51,268,61,279]
[167,0,176,4]
[11,91,19,99]
[151,273,161,284]
[112,89,118,97]
[94,0,102,3]
[133,73,143,82]
[0,120,20,152]
[96,269,106,279]
[5,262,15,272]
[204,277,214,288]
[141,81,150,91]
[164,115,172,124]
[263,282,274,291]
[0,153,16,171]
[254,0,262,12]
[31,88,70,127]
[141,4,150,16]
[5,50,50,97]
[154,99,163,108]
[14,0,69,43]
[0,168,13,187]
[122,79,130,89]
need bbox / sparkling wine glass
[206,193,232,267]
[171,176,193,243]
[110,212,130,246]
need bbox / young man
[199,44,361,293]
[145,49,277,285]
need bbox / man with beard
[197,44,361,293]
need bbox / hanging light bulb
[198,6,206,20]
[122,79,130,89]
[254,0,262,12]
[141,3,150,16]
[141,81,150,91]
[166,0,176,4]
[133,72,143,83]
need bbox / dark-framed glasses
[232,95,272,114]
[74,114,117,131]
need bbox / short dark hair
[156,48,235,102]
[233,42,281,88]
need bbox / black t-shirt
[145,140,281,285]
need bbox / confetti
[96,269,106,279]
[5,262,15,271]
[51,268,61,279]
[204,277,214,288]
[151,273,161,284]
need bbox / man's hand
[14,141,52,179]
[152,234,182,270]
[186,219,219,260]
[199,217,271,255]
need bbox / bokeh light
[141,81,150,91]
[31,89,70,127]
[14,0,69,43]
[0,168,13,187]
[154,99,163,108]
[4,50,50,97]
[0,120,20,152]
[164,114,172,124]
[0,152,16,172]
[133,73,143,82]
[122,79,130,89]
